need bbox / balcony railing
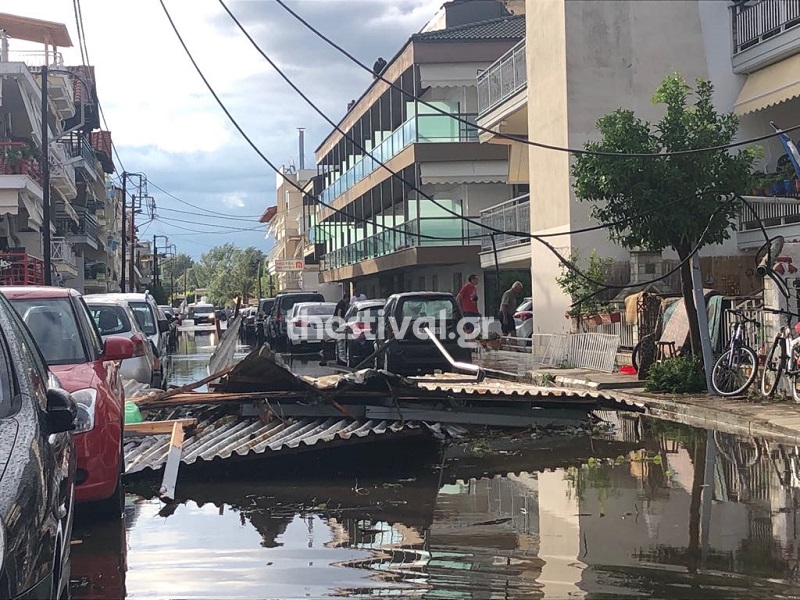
[322,217,482,271]
[320,113,478,204]
[0,252,45,286]
[732,0,800,54]
[480,194,530,252]
[6,50,64,67]
[51,238,77,269]
[56,211,99,242]
[0,142,44,188]
[63,133,97,171]
[477,40,527,114]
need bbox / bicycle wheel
[761,338,784,397]
[791,346,800,404]
[711,346,758,396]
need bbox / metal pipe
[298,128,305,169]
[41,66,52,285]
[423,326,518,381]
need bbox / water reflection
[72,417,800,598]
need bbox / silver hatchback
[86,298,156,387]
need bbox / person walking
[456,274,480,333]
[499,281,523,336]
[334,293,349,319]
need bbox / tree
[196,244,266,306]
[571,73,757,356]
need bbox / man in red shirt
[456,274,480,332]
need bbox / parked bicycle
[710,309,760,396]
[760,307,800,401]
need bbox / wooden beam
[130,365,237,405]
[124,418,197,435]
[159,421,185,502]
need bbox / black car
[335,300,385,368]
[376,292,472,375]
[0,291,77,599]
[267,292,325,350]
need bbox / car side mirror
[46,388,76,434]
[158,319,170,333]
[103,336,135,361]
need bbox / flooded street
[70,332,800,599]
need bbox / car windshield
[356,306,383,321]
[193,306,214,315]
[280,295,322,310]
[10,297,88,365]
[88,304,132,336]
[516,299,532,312]
[299,304,336,316]
[399,297,456,320]
[130,301,157,335]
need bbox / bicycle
[710,309,760,396]
[760,306,800,401]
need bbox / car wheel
[96,459,124,519]
[346,345,354,369]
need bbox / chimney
[298,128,305,170]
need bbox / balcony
[478,194,530,270]
[732,0,800,73]
[0,143,44,190]
[319,113,478,204]
[322,217,482,271]
[62,133,99,180]
[51,237,78,277]
[0,252,45,286]
[738,194,800,249]
[477,40,526,115]
[56,210,99,250]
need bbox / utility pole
[152,235,158,288]
[128,193,136,291]
[691,253,717,395]
[41,65,52,285]
[120,174,128,291]
[257,259,262,299]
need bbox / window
[9,297,90,366]
[89,305,132,335]
[75,298,104,358]
[431,275,439,291]
[398,297,456,320]
[453,272,463,294]
[418,276,425,290]
[299,304,337,316]
[130,301,157,335]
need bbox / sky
[5,0,444,258]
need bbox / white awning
[0,190,19,215]
[734,53,800,115]
[20,192,43,229]
[419,160,508,184]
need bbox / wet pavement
[69,332,800,599]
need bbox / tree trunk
[678,246,702,357]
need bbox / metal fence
[477,40,527,114]
[528,332,620,372]
[732,0,800,54]
[480,194,530,252]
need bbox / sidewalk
[472,348,800,444]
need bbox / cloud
[3,0,443,257]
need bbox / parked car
[335,299,385,368]
[159,304,182,325]
[514,297,533,340]
[0,290,77,600]
[87,297,156,387]
[2,286,134,509]
[287,302,337,348]
[376,292,471,375]
[190,303,216,325]
[158,304,179,349]
[87,293,171,389]
[267,292,325,350]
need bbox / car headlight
[71,388,98,433]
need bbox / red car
[1,286,134,510]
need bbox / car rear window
[192,306,214,316]
[130,301,157,335]
[259,300,274,314]
[10,297,89,365]
[398,297,457,320]
[279,294,324,310]
[298,304,336,316]
[88,304,132,335]
[357,306,383,320]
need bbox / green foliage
[571,74,758,258]
[645,356,706,394]
[195,244,266,306]
[148,283,168,305]
[555,250,611,317]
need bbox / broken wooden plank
[130,365,238,406]
[159,421,185,502]
[124,418,197,435]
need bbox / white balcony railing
[732,0,800,54]
[5,50,64,67]
[480,194,530,252]
[477,40,526,115]
[51,238,77,269]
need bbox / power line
[152,216,263,234]
[274,0,800,158]
[148,180,263,218]
[157,205,262,223]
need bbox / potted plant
[556,250,613,332]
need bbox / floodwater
[69,332,800,599]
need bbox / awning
[734,53,800,115]
[419,160,508,185]
[20,192,43,229]
[0,190,19,215]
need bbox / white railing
[480,194,530,251]
[51,238,77,269]
[529,332,620,372]
[477,40,526,114]
[732,0,800,54]
[739,199,800,231]
[6,50,64,67]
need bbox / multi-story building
[0,13,120,293]
[469,0,800,334]
[311,1,524,307]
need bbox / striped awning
[734,54,800,115]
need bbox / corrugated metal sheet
[124,407,431,475]
[415,379,612,401]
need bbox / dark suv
[267,292,325,350]
[376,292,472,375]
